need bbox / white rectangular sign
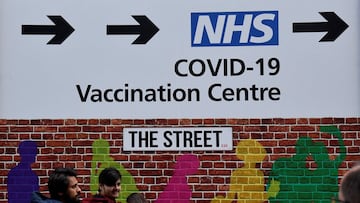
[0,0,359,118]
[123,127,233,151]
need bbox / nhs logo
[191,11,279,47]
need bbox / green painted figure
[91,139,139,203]
[267,126,346,203]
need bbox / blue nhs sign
[191,11,278,47]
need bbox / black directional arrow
[22,16,75,45]
[107,15,159,44]
[292,12,348,42]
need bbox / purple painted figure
[155,154,200,203]
[7,140,39,203]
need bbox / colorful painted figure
[211,139,278,203]
[7,140,39,203]
[267,126,346,203]
[91,139,139,203]
[155,154,200,203]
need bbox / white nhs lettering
[193,15,226,44]
[191,11,278,46]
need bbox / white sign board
[123,127,233,151]
[0,0,359,118]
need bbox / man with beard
[31,167,82,203]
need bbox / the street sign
[0,0,359,118]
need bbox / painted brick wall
[1,118,359,203]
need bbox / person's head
[98,167,121,200]
[127,193,147,203]
[48,167,81,203]
[339,165,360,203]
[19,140,37,164]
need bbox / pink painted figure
[155,154,200,203]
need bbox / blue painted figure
[7,140,39,203]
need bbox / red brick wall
[1,118,359,202]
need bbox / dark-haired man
[31,167,82,203]
[84,167,121,203]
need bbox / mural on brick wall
[4,125,346,203]
[211,139,279,203]
[155,154,200,203]
[91,138,139,203]
[7,140,39,203]
[267,126,346,202]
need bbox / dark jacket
[31,192,62,203]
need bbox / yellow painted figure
[212,139,278,203]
